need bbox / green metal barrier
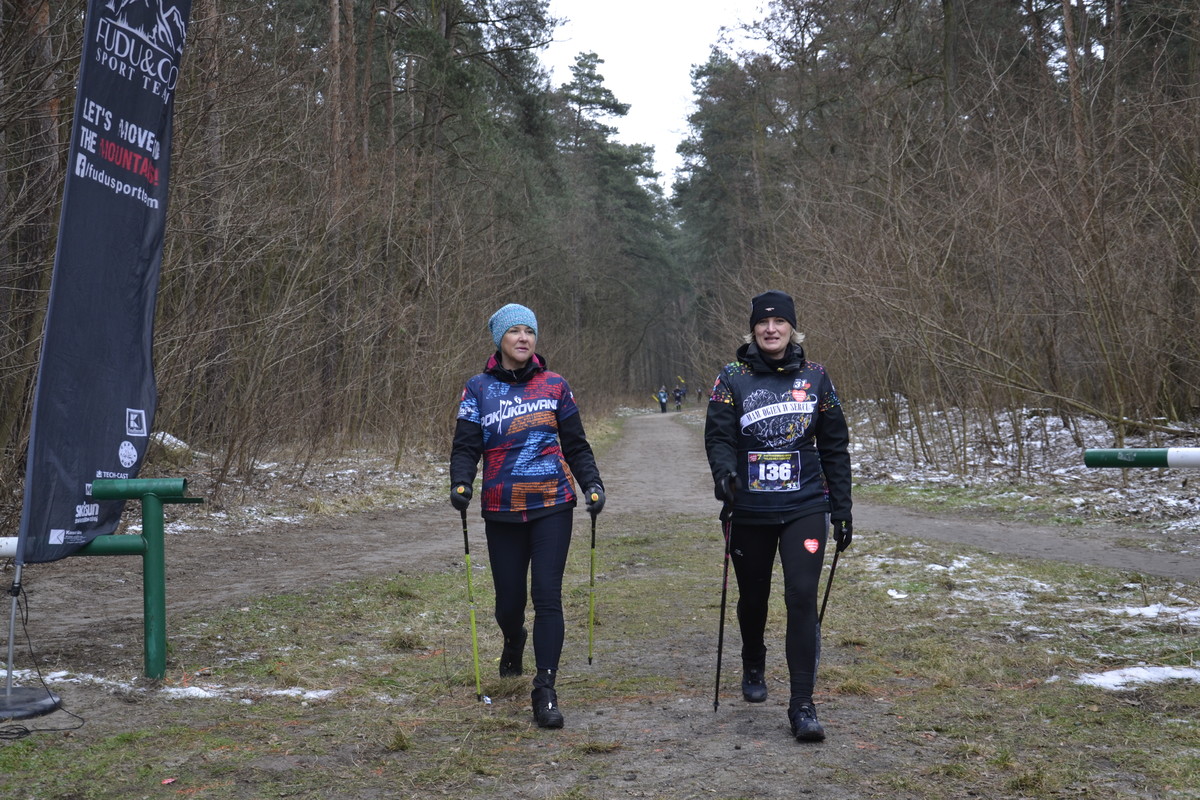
[82,478,202,679]
[1084,448,1200,469]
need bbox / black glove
[714,474,738,505]
[831,517,853,552]
[585,485,605,515]
[450,482,472,511]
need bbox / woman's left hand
[585,485,605,515]
[831,518,853,552]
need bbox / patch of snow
[1111,604,1200,624]
[163,685,224,699]
[5,668,338,703]
[846,400,1200,530]
[1076,666,1200,690]
[926,556,973,572]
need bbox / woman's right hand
[450,482,472,511]
[714,474,738,504]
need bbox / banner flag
[16,0,193,564]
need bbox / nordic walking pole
[587,501,598,665]
[713,505,733,712]
[818,547,841,627]
[460,506,483,701]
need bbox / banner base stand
[0,687,61,721]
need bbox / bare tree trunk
[1060,0,1089,179]
[329,0,343,209]
[0,0,61,470]
[942,0,958,124]
[1165,7,1200,417]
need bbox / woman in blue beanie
[449,303,605,729]
[704,290,853,743]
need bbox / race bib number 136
[747,451,801,492]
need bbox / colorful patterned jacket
[704,342,852,525]
[451,353,602,522]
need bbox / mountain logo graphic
[93,0,190,102]
[104,0,188,56]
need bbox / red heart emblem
[804,539,820,554]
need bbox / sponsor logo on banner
[75,502,101,524]
[72,2,190,209]
[126,408,148,436]
[93,1,189,104]
[119,441,139,468]
[48,529,85,546]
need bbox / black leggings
[729,512,827,703]
[484,509,574,672]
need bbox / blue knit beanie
[488,303,538,347]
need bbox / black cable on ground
[1,574,85,740]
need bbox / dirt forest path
[607,412,1200,583]
[7,408,1197,799]
[19,409,1195,659]
[16,409,1197,676]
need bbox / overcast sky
[540,1,765,186]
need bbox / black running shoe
[789,703,825,742]
[741,668,768,703]
[532,687,564,729]
[499,628,527,677]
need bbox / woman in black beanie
[703,290,853,742]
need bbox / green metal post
[1085,448,1200,468]
[90,478,187,500]
[141,491,167,680]
[79,477,198,679]
[76,535,146,556]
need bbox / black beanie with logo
[749,290,797,330]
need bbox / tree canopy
[1,0,1198,520]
